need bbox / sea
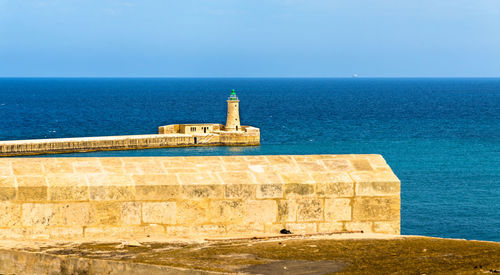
[0,78,499,242]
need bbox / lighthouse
[225,89,241,131]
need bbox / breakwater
[0,128,260,156]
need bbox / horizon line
[1,76,500,79]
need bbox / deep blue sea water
[0,78,499,242]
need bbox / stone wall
[0,128,260,156]
[0,154,400,240]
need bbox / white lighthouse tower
[225,89,241,131]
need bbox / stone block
[135,185,179,201]
[352,197,400,221]
[47,174,88,201]
[266,155,294,165]
[177,173,219,185]
[350,170,399,184]
[217,172,254,185]
[175,200,208,224]
[0,176,16,201]
[122,158,165,174]
[311,171,352,184]
[100,158,125,173]
[12,161,43,175]
[142,202,176,224]
[374,221,400,234]
[209,200,244,223]
[223,163,250,172]
[296,161,327,172]
[121,202,141,225]
[22,203,54,226]
[244,200,277,223]
[16,176,47,201]
[181,185,223,199]
[345,221,373,233]
[315,182,354,198]
[89,186,135,201]
[355,181,400,196]
[325,198,351,221]
[131,174,179,186]
[0,160,12,175]
[350,159,373,171]
[284,183,314,197]
[277,200,297,222]
[87,174,135,201]
[252,169,282,185]
[224,184,255,199]
[320,159,353,172]
[279,173,314,184]
[285,223,316,234]
[167,224,226,237]
[89,202,121,226]
[225,223,265,235]
[165,168,198,174]
[296,198,323,222]
[256,184,283,199]
[52,203,91,226]
[72,160,103,174]
[365,155,388,169]
[0,202,21,226]
[43,160,74,174]
[318,222,344,232]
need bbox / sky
[1,0,500,77]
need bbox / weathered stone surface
[350,159,373,171]
[22,203,54,226]
[318,222,344,232]
[352,197,400,221]
[0,177,16,201]
[142,202,176,224]
[345,221,373,233]
[209,200,244,223]
[176,200,208,224]
[89,202,121,226]
[135,185,179,201]
[296,198,323,222]
[244,200,277,223]
[256,184,283,199]
[325,198,351,221]
[181,185,223,199]
[121,202,141,225]
[284,183,315,197]
[374,221,400,234]
[16,176,47,201]
[316,181,354,198]
[224,184,255,199]
[0,202,21,227]
[47,174,88,201]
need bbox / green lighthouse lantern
[229,89,238,101]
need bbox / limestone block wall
[0,154,400,240]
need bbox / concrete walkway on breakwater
[0,129,260,156]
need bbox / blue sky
[1,0,499,77]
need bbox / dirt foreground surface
[2,234,499,274]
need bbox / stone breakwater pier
[0,89,259,156]
[0,154,400,240]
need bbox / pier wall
[0,154,400,240]
[0,130,260,156]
